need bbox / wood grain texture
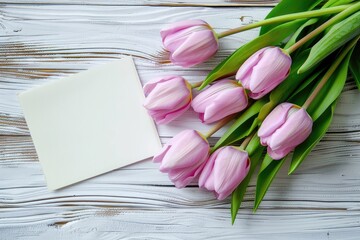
[1,3,360,240]
[1,0,278,6]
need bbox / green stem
[238,132,256,151]
[286,2,360,54]
[204,114,235,138]
[302,35,359,110]
[216,4,351,39]
[191,81,203,88]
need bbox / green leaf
[299,11,360,73]
[288,45,354,173]
[307,48,352,120]
[289,101,336,174]
[254,155,286,211]
[324,0,356,8]
[260,0,323,35]
[288,81,317,106]
[289,70,323,100]
[285,1,355,51]
[212,98,267,151]
[349,42,360,90]
[231,136,264,224]
[198,19,306,90]
[284,18,319,50]
[257,49,313,121]
[246,135,263,157]
[259,153,275,173]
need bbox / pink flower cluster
[154,129,251,200]
[143,20,313,200]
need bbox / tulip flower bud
[258,103,313,160]
[160,19,219,67]
[199,146,250,200]
[153,129,210,188]
[191,80,248,124]
[236,47,291,99]
[143,75,192,124]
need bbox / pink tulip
[153,129,210,188]
[258,103,313,160]
[199,146,250,200]
[143,75,192,124]
[160,19,219,67]
[235,47,291,99]
[191,80,248,124]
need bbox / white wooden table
[1,1,360,239]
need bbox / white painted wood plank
[2,135,357,232]
[0,208,360,240]
[0,0,278,6]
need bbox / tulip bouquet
[144,0,360,223]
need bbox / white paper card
[19,57,161,190]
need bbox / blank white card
[19,57,162,190]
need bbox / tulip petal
[160,19,208,40]
[143,75,180,96]
[213,147,250,200]
[168,155,208,188]
[143,78,191,111]
[160,19,218,67]
[168,168,195,188]
[153,129,210,189]
[191,80,235,113]
[236,47,268,88]
[258,102,294,144]
[162,26,204,52]
[267,146,293,160]
[153,101,191,125]
[202,86,248,123]
[203,172,216,191]
[198,150,219,189]
[160,130,209,171]
[248,48,291,98]
[153,144,171,163]
[171,30,218,67]
[143,76,192,125]
[269,108,313,153]
[153,129,190,163]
